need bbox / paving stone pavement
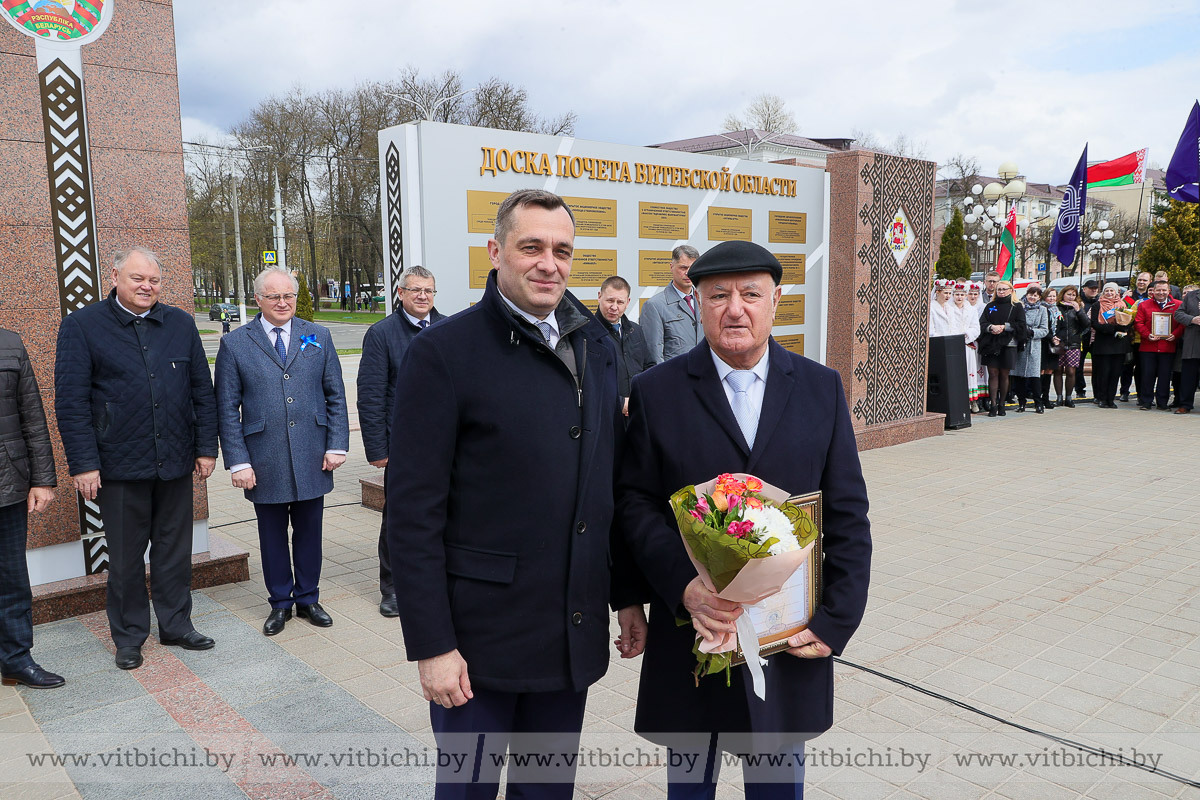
[3,357,1198,799]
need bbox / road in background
[195,311,371,357]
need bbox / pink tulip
[695,496,710,514]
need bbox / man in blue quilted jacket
[55,248,219,671]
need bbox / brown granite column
[826,150,944,450]
[1,0,247,622]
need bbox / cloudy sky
[175,0,1200,183]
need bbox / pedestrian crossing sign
[263,251,277,264]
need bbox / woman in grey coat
[1012,285,1050,412]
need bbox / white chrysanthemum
[741,505,799,555]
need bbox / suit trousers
[253,496,324,608]
[1091,353,1124,406]
[1138,351,1174,408]
[1180,358,1199,410]
[98,475,195,647]
[0,501,34,672]
[429,686,587,800]
[1120,346,1141,397]
[667,733,805,800]
[378,464,393,598]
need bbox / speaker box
[927,335,971,429]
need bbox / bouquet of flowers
[670,473,819,693]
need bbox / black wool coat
[357,306,447,462]
[387,270,626,693]
[594,311,656,398]
[617,339,872,747]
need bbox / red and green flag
[996,206,1018,281]
[1086,149,1147,188]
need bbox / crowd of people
[929,269,1200,417]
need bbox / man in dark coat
[0,330,62,689]
[593,275,655,414]
[357,265,446,616]
[55,247,219,671]
[617,241,872,799]
[387,189,645,799]
[1173,286,1200,412]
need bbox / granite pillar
[825,150,945,450]
[1,0,247,623]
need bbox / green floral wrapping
[668,482,819,684]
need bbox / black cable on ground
[833,656,1200,789]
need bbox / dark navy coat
[54,291,217,481]
[617,339,872,746]
[357,307,446,463]
[214,315,349,504]
[387,270,623,693]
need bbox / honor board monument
[376,122,942,453]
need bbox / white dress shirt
[498,290,561,348]
[259,316,292,353]
[711,348,770,419]
[402,309,430,328]
[114,296,150,318]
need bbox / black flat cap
[1082,279,1100,289]
[687,240,783,285]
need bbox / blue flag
[1166,100,1200,203]
[1050,145,1087,267]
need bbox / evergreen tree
[1138,199,1200,287]
[936,209,972,279]
[294,270,315,322]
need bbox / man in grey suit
[640,244,701,363]
[214,267,350,636]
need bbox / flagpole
[1132,179,1146,268]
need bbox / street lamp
[959,163,1029,276]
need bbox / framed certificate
[1152,311,1173,337]
[731,491,823,664]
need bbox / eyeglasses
[260,293,297,302]
[403,287,436,297]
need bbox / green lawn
[311,310,385,325]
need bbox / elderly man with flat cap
[616,240,872,799]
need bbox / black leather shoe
[296,603,333,627]
[379,595,399,618]
[2,664,65,689]
[987,408,997,417]
[160,630,215,651]
[1015,405,1025,413]
[263,608,292,636]
[1034,403,1044,414]
[115,646,143,670]
[1120,393,1130,402]
[998,408,1006,416]
[1063,399,1075,408]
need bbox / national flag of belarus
[996,206,1018,281]
[1086,149,1147,188]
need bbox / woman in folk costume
[928,279,956,336]
[1011,284,1050,413]
[976,280,1028,417]
[952,282,982,413]
[967,281,990,410]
